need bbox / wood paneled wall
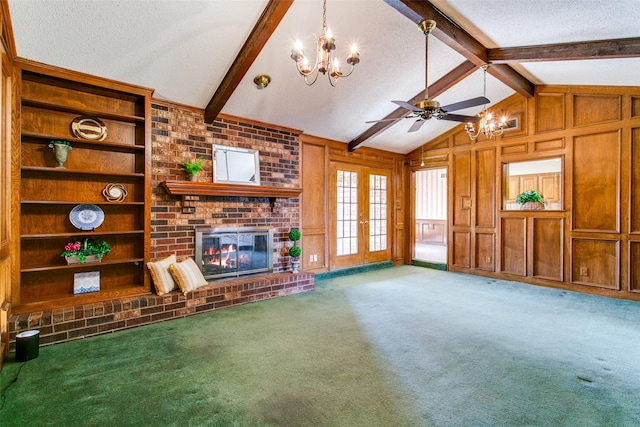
[408,86,640,301]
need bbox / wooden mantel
[159,181,302,212]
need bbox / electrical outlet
[580,267,589,276]
[486,257,492,264]
[310,255,314,262]
[314,254,318,262]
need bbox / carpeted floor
[2,266,640,426]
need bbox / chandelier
[290,0,360,87]
[465,66,508,141]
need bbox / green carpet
[2,266,640,426]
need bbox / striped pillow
[146,254,177,296]
[168,257,208,294]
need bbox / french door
[330,163,391,269]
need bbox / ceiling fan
[367,20,489,133]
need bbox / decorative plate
[69,204,105,230]
[102,183,128,202]
[71,116,108,141]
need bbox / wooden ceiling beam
[348,60,476,152]
[204,0,293,124]
[384,0,534,98]
[488,37,640,63]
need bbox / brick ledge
[9,272,314,349]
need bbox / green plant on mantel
[516,190,545,205]
[180,159,204,175]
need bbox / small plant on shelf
[181,159,204,181]
[61,237,110,264]
[49,139,71,146]
[516,190,545,210]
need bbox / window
[503,157,563,210]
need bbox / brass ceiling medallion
[253,74,271,89]
[71,116,108,141]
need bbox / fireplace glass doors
[196,227,274,279]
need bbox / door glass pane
[369,174,388,252]
[336,170,358,256]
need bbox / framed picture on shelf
[73,271,100,294]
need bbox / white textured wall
[415,168,447,220]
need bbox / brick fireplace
[9,101,314,348]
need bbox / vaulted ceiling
[8,0,640,154]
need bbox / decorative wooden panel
[540,173,561,203]
[453,151,471,227]
[532,218,563,281]
[452,130,471,147]
[432,138,449,150]
[475,148,495,228]
[573,131,619,232]
[416,220,446,245]
[571,238,618,289]
[632,97,640,118]
[302,233,326,270]
[475,232,494,271]
[631,241,640,291]
[536,93,565,133]
[632,128,640,233]
[501,143,528,156]
[501,217,526,276]
[505,176,520,203]
[573,94,621,127]
[534,138,564,152]
[302,143,326,230]
[452,231,470,268]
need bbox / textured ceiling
[8,0,640,154]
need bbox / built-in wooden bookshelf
[15,61,152,312]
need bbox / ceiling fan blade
[392,100,422,113]
[408,119,426,132]
[365,117,403,124]
[441,113,480,123]
[440,96,490,112]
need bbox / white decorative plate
[69,204,105,230]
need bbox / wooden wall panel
[632,97,640,118]
[631,241,640,291]
[475,232,494,271]
[453,151,471,227]
[302,143,326,230]
[571,238,618,289]
[452,231,470,268]
[573,94,621,127]
[536,93,565,133]
[573,131,619,232]
[501,217,526,276]
[532,218,563,281]
[501,143,527,156]
[534,138,564,152]
[475,148,495,228]
[632,128,640,233]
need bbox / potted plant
[516,190,545,210]
[48,140,72,168]
[288,229,302,273]
[181,159,204,181]
[61,237,110,264]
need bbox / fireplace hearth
[196,227,274,279]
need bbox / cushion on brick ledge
[169,257,208,294]
[146,254,177,296]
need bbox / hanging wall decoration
[71,116,108,141]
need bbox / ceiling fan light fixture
[253,74,271,89]
[290,0,360,87]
